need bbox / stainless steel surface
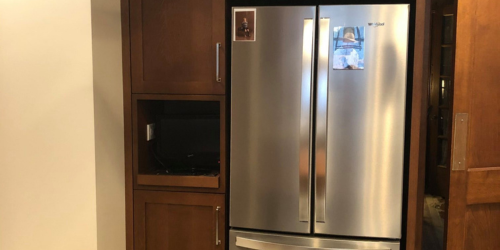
[315,17,330,223]
[315,5,410,238]
[216,42,222,82]
[231,6,316,234]
[230,230,400,250]
[236,237,389,250]
[216,206,221,245]
[452,113,469,171]
[299,18,315,223]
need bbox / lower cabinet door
[134,190,225,250]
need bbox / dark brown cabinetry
[123,0,227,249]
[130,0,226,95]
[134,191,225,250]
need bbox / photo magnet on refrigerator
[333,26,365,70]
[234,9,257,42]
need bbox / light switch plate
[147,123,156,141]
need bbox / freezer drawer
[230,230,400,250]
[315,4,410,239]
[231,6,316,234]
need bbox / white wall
[0,1,97,250]
[91,0,126,249]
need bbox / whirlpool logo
[368,22,385,27]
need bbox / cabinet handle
[216,206,221,246]
[216,43,222,82]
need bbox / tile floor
[422,195,445,250]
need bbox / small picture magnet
[234,9,256,42]
[333,26,365,70]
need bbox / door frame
[120,0,133,249]
[405,0,433,250]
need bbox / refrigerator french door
[231,4,410,249]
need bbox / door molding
[405,0,432,250]
[466,167,500,205]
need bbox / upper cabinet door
[130,0,225,94]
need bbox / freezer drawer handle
[235,237,390,250]
[216,206,221,246]
[216,43,222,82]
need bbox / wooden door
[446,0,500,249]
[130,0,225,95]
[426,4,455,198]
[134,191,225,250]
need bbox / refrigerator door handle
[236,237,390,250]
[299,18,315,223]
[315,17,330,223]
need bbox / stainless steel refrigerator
[231,5,410,250]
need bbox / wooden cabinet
[134,191,225,250]
[130,0,225,95]
[123,0,227,249]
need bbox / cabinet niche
[133,95,225,191]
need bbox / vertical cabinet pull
[216,43,222,82]
[216,206,221,246]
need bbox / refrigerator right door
[315,5,410,239]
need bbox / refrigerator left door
[231,6,316,234]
